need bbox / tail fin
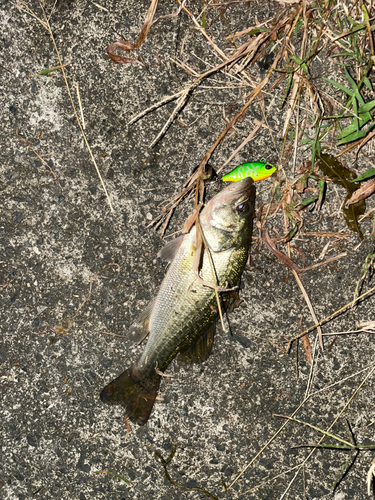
[100,366,160,425]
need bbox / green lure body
[222,161,276,183]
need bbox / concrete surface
[1,1,375,499]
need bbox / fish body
[222,161,276,183]
[101,178,256,424]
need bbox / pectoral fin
[178,322,216,365]
[128,300,154,343]
[158,235,185,263]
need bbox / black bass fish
[101,178,255,424]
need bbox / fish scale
[139,230,248,376]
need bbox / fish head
[200,178,255,252]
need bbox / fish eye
[265,164,273,170]
[236,202,249,214]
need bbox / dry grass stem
[128,89,187,125]
[279,363,375,498]
[28,147,58,180]
[237,360,375,496]
[216,124,262,175]
[322,320,375,336]
[75,83,86,130]
[287,284,375,346]
[149,90,190,148]
[302,252,347,272]
[21,1,114,212]
[91,2,108,12]
[196,217,226,332]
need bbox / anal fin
[178,322,216,365]
[128,300,154,343]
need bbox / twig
[301,252,347,272]
[128,89,186,125]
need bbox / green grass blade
[363,77,373,91]
[358,100,375,114]
[95,471,131,484]
[331,52,356,58]
[352,98,359,133]
[247,27,268,35]
[337,130,367,145]
[323,78,353,97]
[350,168,375,182]
[336,115,372,140]
[290,55,308,74]
[344,68,366,106]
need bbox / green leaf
[247,27,268,35]
[290,54,308,74]
[344,68,366,105]
[347,16,359,25]
[38,62,71,75]
[95,471,131,484]
[316,136,321,155]
[344,68,358,91]
[316,154,365,239]
[38,67,63,75]
[337,130,368,145]
[352,97,359,133]
[300,197,318,207]
[316,180,326,210]
[285,224,298,242]
[336,115,372,140]
[294,19,304,37]
[361,3,370,21]
[363,77,373,91]
[350,168,375,182]
[331,52,356,58]
[280,73,294,108]
[357,99,375,113]
[344,21,367,35]
[323,78,353,97]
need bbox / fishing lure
[222,161,276,183]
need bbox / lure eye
[265,164,273,170]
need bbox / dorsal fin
[128,300,154,343]
[157,235,185,263]
[178,322,216,365]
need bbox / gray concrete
[1,1,375,499]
